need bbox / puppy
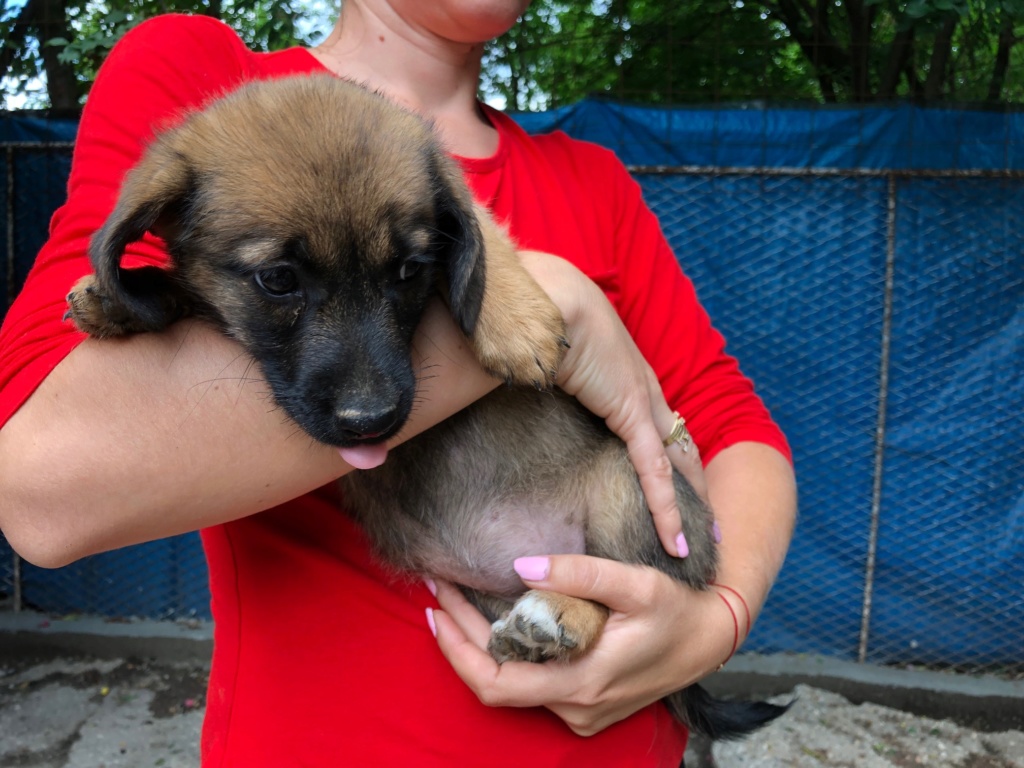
[67,74,786,739]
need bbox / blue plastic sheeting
[17,536,210,619]
[0,113,77,143]
[688,174,1023,665]
[514,100,1024,171]
[3,103,1022,668]
[871,179,1024,663]
[636,172,891,660]
[0,115,76,297]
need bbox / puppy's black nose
[334,405,400,441]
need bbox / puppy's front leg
[66,271,190,338]
[488,590,610,663]
[472,210,568,389]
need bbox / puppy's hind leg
[487,590,609,664]
[460,588,602,664]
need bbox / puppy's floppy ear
[87,141,194,332]
[429,153,486,337]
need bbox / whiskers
[406,362,441,421]
[179,346,274,428]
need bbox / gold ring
[662,412,692,453]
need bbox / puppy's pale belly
[420,501,586,598]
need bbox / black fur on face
[82,75,487,447]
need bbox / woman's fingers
[514,554,662,612]
[615,377,711,558]
[611,404,685,557]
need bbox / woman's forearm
[0,299,497,567]
[704,441,797,628]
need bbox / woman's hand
[428,556,737,735]
[518,251,707,557]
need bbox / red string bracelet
[712,583,751,637]
[713,591,739,671]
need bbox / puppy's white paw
[487,590,608,663]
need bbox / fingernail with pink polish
[713,522,722,543]
[513,556,550,581]
[676,532,690,558]
[425,607,437,637]
[423,577,437,597]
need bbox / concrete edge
[0,610,212,664]
[1,611,1021,731]
[707,653,1024,733]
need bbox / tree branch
[37,0,82,109]
[844,0,871,100]
[923,13,958,101]
[986,10,1016,103]
[878,25,915,100]
[767,0,851,87]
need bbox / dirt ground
[0,654,205,767]
[700,685,1024,767]
[1,651,1022,767]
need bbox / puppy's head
[91,75,487,446]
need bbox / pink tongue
[339,443,389,470]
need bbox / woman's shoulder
[95,14,254,102]
[114,13,250,61]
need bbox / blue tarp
[0,114,76,298]
[3,102,1022,665]
[0,113,77,143]
[513,100,1024,171]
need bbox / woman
[0,1,796,765]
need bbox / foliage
[761,0,1024,102]
[483,1,821,109]
[483,0,1024,107]
[3,0,1023,110]
[0,0,332,110]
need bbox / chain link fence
[2,117,1023,672]
[636,165,1023,673]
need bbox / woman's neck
[309,3,499,158]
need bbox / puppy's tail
[665,684,791,741]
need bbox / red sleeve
[0,14,251,427]
[588,144,791,464]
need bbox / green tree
[1,0,331,110]
[4,0,1023,110]
[482,0,1024,107]
[483,1,820,109]
[762,0,1024,102]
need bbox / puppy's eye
[399,260,422,281]
[254,266,299,297]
